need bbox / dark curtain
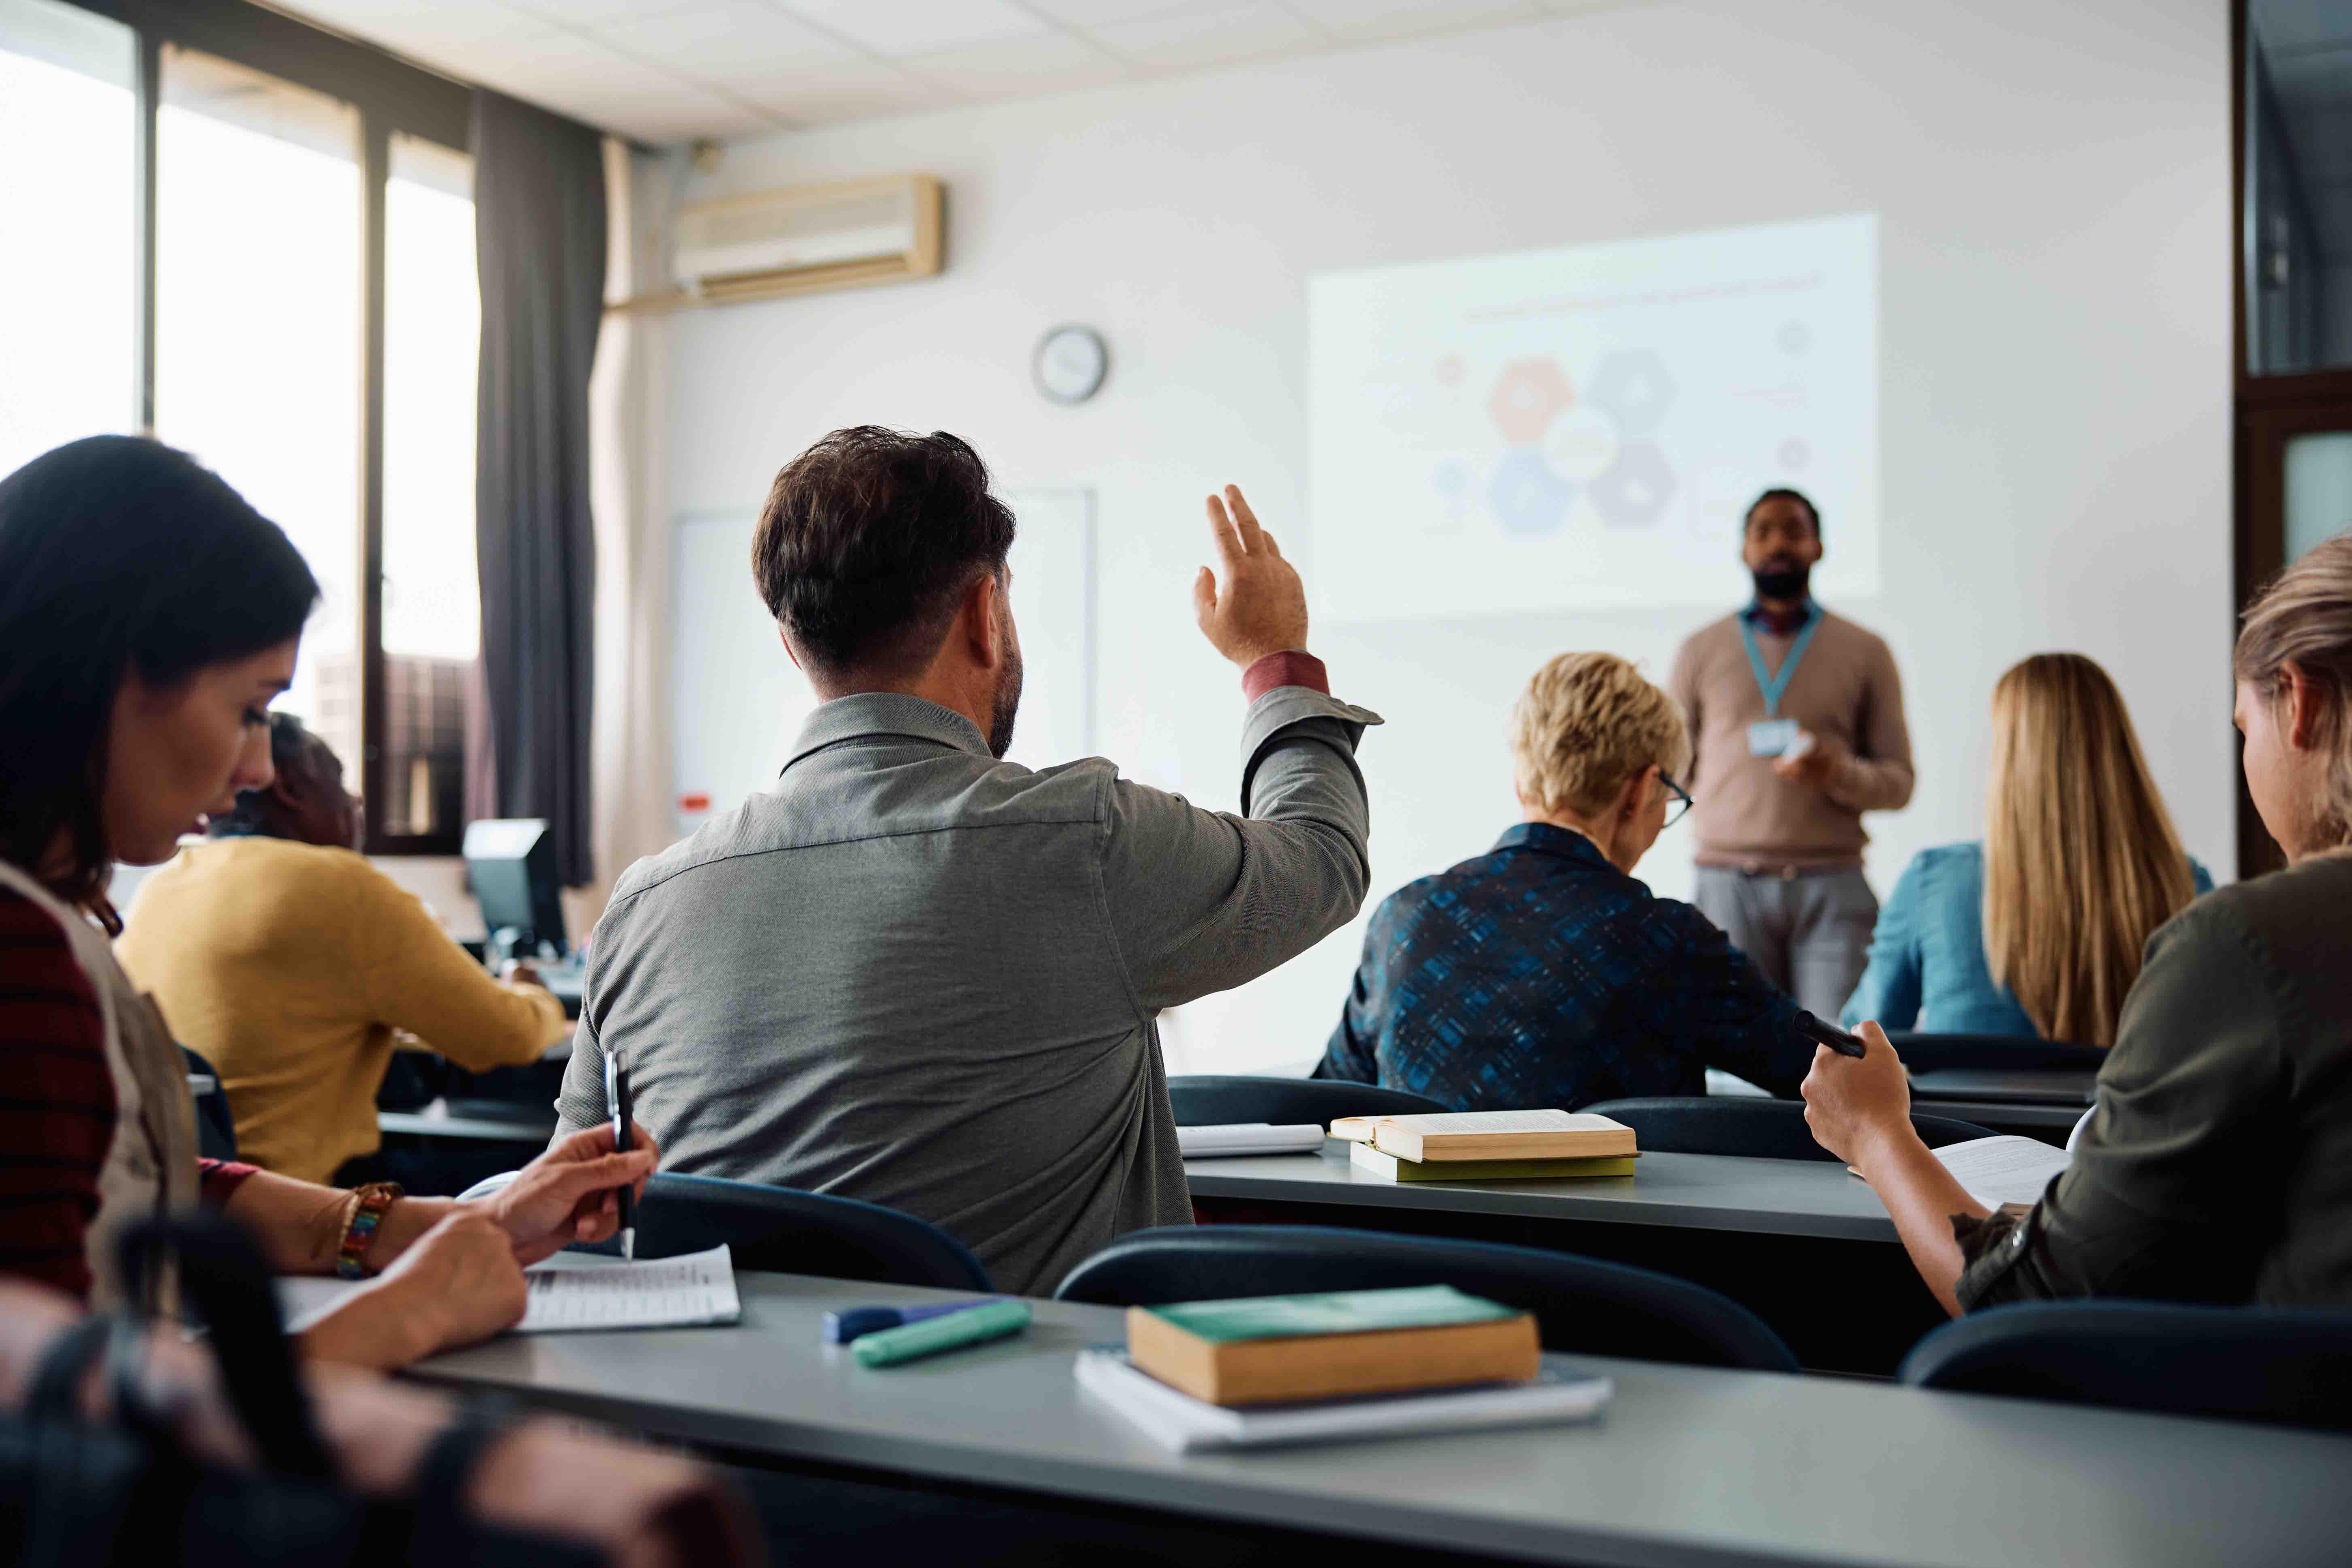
[470,90,606,885]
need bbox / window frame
[64,0,475,855]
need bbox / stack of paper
[1849,1136,2071,1209]
[514,1244,743,1333]
[1176,1122,1326,1158]
[1077,1349,1612,1452]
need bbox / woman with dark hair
[0,436,657,1368]
[1806,535,2352,1312]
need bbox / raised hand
[1192,485,1310,669]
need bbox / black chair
[1884,1032,2106,1074]
[181,1045,237,1162]
[1167,1075,1447,1126]
[1579,1096,1994,1161]
[1898,1300,2352,1433]
[631,1173,992,1291]
[1055,1224,1799,1372]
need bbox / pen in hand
[1795,1010,1868,1059]
[606,1052,637,1259]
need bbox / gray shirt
[555,683,1381,1294]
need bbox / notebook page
[516,1244,742,1334]
[1932,1137,2071,1209]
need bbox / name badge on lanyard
[1741,606,1822,758]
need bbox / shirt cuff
[1242,650,1328,701]
[198,1158,260,1208]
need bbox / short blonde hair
[1509,652,1689,818]
[2236,533,2352,848]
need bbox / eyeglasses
[1659,771,1694,829]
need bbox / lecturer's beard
[1750,561,1812,603]
[987,640,1025,760]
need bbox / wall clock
[1033,324,1108,404]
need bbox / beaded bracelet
[336,1181,404,1279]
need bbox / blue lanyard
[1738,603,1822,718]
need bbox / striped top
[0,887,253,1300]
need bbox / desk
[1185,1141,1930,1373]
[1185,1145,1897,1243]
[405,1270,2352,1568]
[1908,1069,2096,1144]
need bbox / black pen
[606,1052,636,1259]
[1795,1009,1868,1058]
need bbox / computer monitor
[463,818,567,960]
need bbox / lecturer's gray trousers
[1691,866,1878,1021]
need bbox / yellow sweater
[115,838,569,1184]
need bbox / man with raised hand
[555,427,1380,1293]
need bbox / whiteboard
[668,488,1097,836]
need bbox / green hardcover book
[1128,1285,1540,1406]
[1349,1141,1637,1183]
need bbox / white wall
[665,0,2232,1075]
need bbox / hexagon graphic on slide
[1586,349,1675,438]
[1490,447,1577,535]
[1588,442,1675,530]
[1488,358,1573,445]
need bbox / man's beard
[1751,560,1811,602]
[987,640,1024,759]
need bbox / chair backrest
[1898,1300,2352,1433]
[181,1045,238,1162]
[1167,1075,1448,1127]
[1884,1032,2106,1074]
[1055,1224,1798,1372]
[634,1173,992,1291]
[1579,1096,1994,1160]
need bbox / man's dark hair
[207,713,331,839]
[1745,487,1821,539]
[752,427,1017,680]
[0,436,319,915]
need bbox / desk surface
[406,1269,2352,1568]
[1908,1068,2098,1108]
[378,1109,555,1144]
[1184,1141,1901,1243]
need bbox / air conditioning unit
[664,174,942,307]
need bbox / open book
[1077,1348,1611,1452]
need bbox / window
[380,133,480,839]
[154,46,365,779]
[0,0,134,479]
[2235,0,2352,876]
[1,0,478,852]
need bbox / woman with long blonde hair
[1809,535,2352,1313]
[1842,653,2209,1046]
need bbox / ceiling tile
[272,0,554,54]
[1286,0,1541,44]
[777,0,1047,57]
[500,0,702,24]
[898,31,1128,96]
[595,1,859,76]
[1089,4,1320,71]
[1015,0,1204,24]
[726,57,956,126]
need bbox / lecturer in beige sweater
[116,715,567,1185]
[1668,488,1913,1019]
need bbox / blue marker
[824,1299,998,1345]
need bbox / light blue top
[1839,842,2213,1037]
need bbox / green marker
[851,1300,1031,1367]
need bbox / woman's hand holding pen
[485,1123,660,1265]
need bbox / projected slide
[1308,214,1877,619]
